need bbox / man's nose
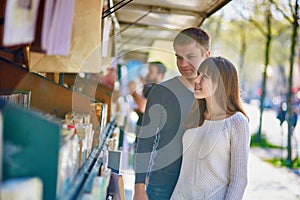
[179,57,189,66]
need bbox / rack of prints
[0,90,31,108]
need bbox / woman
[171,57,250,200]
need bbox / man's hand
[128,81,137,94]
[128,81,147,113]
[133,183,148,200]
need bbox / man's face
[174,42,209,79]
[146,65,160,83]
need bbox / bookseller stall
[0,0,125,199]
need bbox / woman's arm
[225,113,250,200]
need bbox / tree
[230,21,248,91]
[203,10,250,91]
[235,0,293,143]
[243,0,273,142]
[269,0,299,167]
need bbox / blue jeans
[146,183,174,200]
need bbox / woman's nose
[194,75,202,84]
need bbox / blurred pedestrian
[128,61,167,142]
[276,102,286,126]
[128,61,166,123]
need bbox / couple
[133,27,250,200]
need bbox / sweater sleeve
[134,84,165,184]
[225,113,250,200]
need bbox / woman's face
[193,71,216,99]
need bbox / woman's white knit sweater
[171,112,250,200]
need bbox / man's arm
[132,91,147,113]
[134,84,163,198]
[128,81,147,113]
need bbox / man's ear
[157,73,164,82]
[206,50,210,58]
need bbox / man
[133,27,210,200]
[128,61,167,127]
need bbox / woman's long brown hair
[197,57,249,126]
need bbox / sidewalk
[244,150,300,200]
[121,150,300,200]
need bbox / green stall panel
[2,103,60,200]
